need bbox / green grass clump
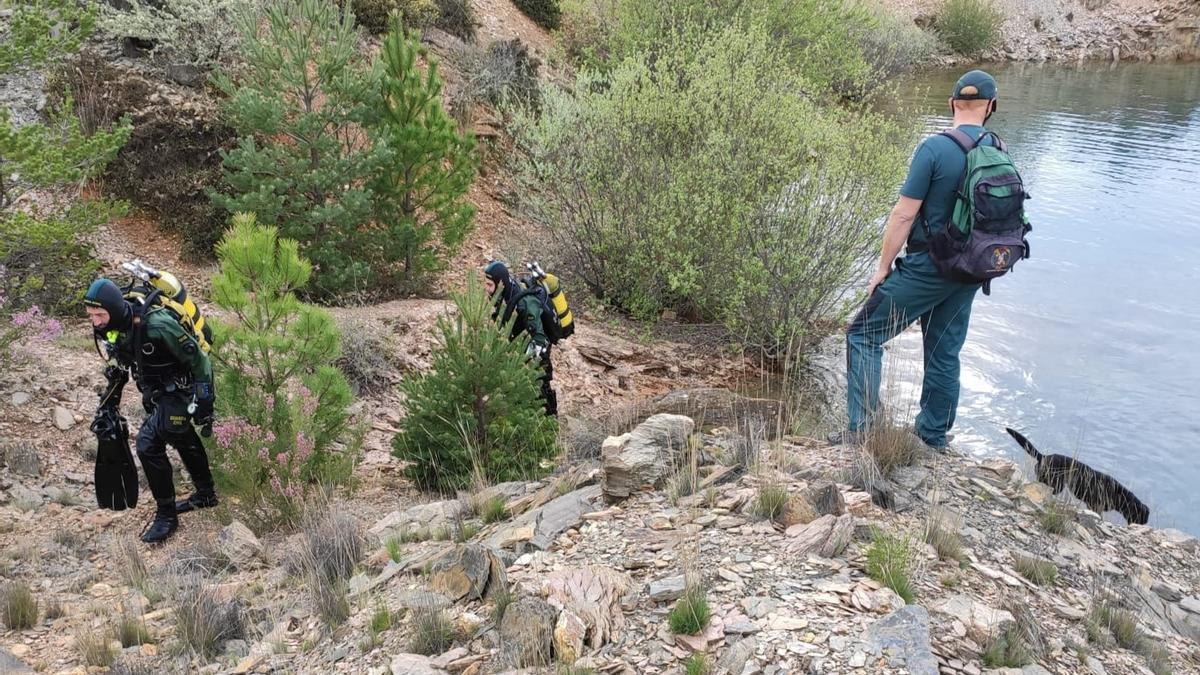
[385,536,403,563]
[668,586,711,635]
[409,607,455,655]
[982,625,1032,667]
[1039,499,1075,535]
[114,613,153,647]
[753,483,789,522]
[1012,554,1058,586]
[482,497,509,524]
[866,530,916,603]
[683,652,711,675]
[935,0,1002,55]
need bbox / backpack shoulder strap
[940,127,981,154]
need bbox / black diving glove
[190,382,214,435]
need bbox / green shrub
[852,5,939,86]
[668,586,711,635]
[368,27,477,294]
[556,0,882,98]
[353,0,439,35]
[936,0,1002,55]
[392,276,558,492]
[0,582,38,630]
[511,23,909,358]
[0,0,97,73]
[213,0,377,300]
[514,0,561,29]
[208,215,357,523]
[97,0,257,72]
[0,95,130,317]
[434,0,479,41]
[866,530,916,603]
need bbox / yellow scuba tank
[526,261,575,341]
[541,272,574,339]
[121,260,213,353]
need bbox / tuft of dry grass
[75,626,117,667]
[169,574,245,658]
[1,582,38,630]
[409,606,455,655]
[293,500,364,627]
[924,517,964,562]
[863,417,920,474]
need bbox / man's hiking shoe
[909,427,954,452]
[175,493,219,514]
[140,515,179,544]
[827,430,867,446]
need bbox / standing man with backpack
[484,260,558,416]
[832,70,1030,450]
[84,276,218,544]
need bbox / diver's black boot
[174,491,218,514]
[141,504,179,544]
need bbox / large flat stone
[861,605,939,675]
[487,485,602,553]
[930,595,1014,639]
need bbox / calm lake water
[879,63,1200,533]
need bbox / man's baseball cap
[951,69,997,100]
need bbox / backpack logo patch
[991,247,1012,271]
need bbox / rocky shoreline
[3,388,1199,674]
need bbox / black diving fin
[91,408,139,510]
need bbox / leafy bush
[208,215,357,523]
[852,5,939,85]
[0,0,96,73]
[434,0,479,41]
[44,50,235,257]
[936,0,1002,55]
[0,300,64,370]
[392,276,558,492]
[511,24,909,358]
[514,0,561,29]
[866,530,916,603]
[213,0,377,300]
[453,38,541,125]
[366,27,477,294]
[4,13,127,313]
[97,0,258,71]
[353,0,439,35]
[556,0,882,98]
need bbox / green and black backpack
[927,128,1032,291]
